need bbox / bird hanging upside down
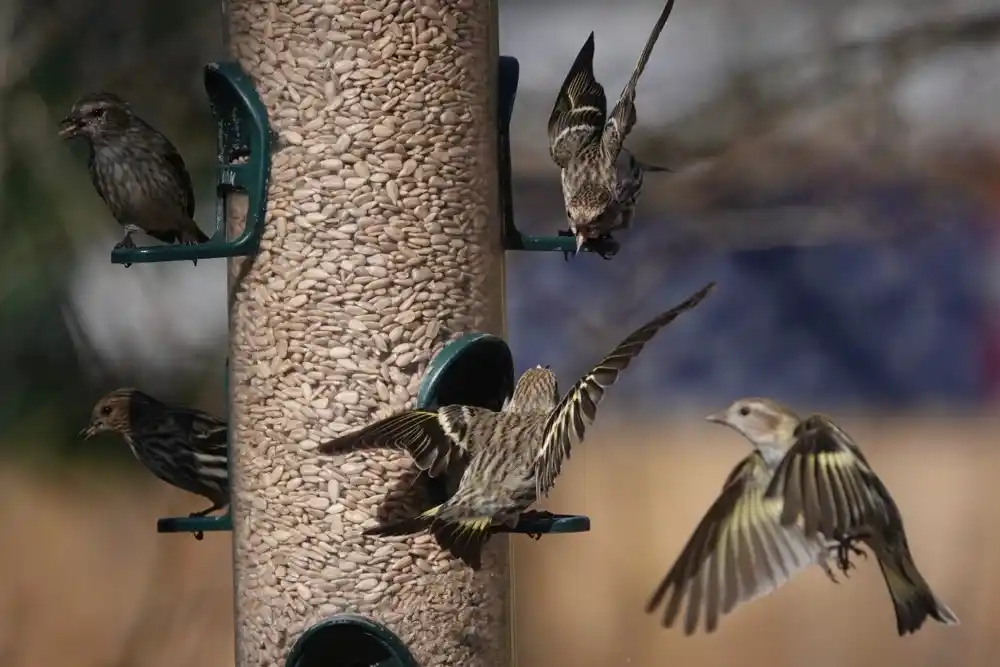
[547,0,676,260]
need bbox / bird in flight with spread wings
[319,282,715,563]
[647,396,959,636]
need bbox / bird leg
[177,230,202,266]
[556,230,620,261]
[114,231,136,267]
[114,231,136,250]
[557,229,576,262]
[588,234,620,260]
[517,510,556,540]
[830,536,867,576]
[188,502,226,542]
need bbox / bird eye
[738,406,750,416]
[100,405,112,416]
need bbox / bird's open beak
[79,424,97,440]
[704,411,727,425]
[58,117,82,139]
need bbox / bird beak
[79,424,97,440]
[575,233,586,254]
[704,411,727,425]
[58,116,82,139]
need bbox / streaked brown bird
[548,0,676,258]
[321,282,715,567]
[81,388,229,539]
[647,397,959,636]
[59,92,209,266]
[383,365,563,570]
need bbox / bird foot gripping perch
[157,512,232,540]
[109,62,271,265]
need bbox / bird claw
[193,531,205,541]
[555,229,620,260]
[516,509,555,540]
[831,537,867,575]
[557,229,575,262]
[114,233,135,267]
[590,235,620,260]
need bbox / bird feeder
[223,2,516,666]
[205,1,599,665]
[110,62,270,265]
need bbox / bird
[58,92,209,266]
[548,0,676,259]
[646,397,959,636]
[320,282,716,566]
[370,365,563,570]
[80,388,229,540]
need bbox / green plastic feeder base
[504,510,590,535]
[497,55,617,259]
[157,512,232,537]
[417,332,514,411]
[112,61,271,265]
[286,614,419,667]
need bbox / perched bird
[58,92,209,266]
[81,388,229,540]
[377,365,563,570]
[548,0,676,258]
[321,282,715,566]
[647,397,959,636]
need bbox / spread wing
[603,0,675,159]
[532,281,716,497]
[766,414,893,539]
[318,406,492,477]
[646,454,824,635]
[548,32,608,169]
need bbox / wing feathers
[533,282,715,497]
[319,410,457,475]
[603,0,676,158]
[647,454,823,635]
[548,32,608,169]
[768,414,889,539]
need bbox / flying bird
[59,92,209,266]
[81,388,229,539]
[321,282,716,566]
[548,0,676,259]
[647,397,959,635]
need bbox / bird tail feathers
[364,504,492,571]
[879,552,959,635]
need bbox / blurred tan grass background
[4,415,995,667]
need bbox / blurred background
[2,0,999,665]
